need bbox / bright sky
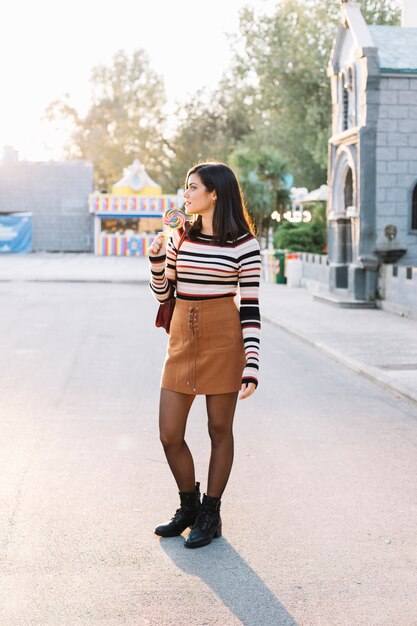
[0,0,276,162]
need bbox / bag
[155,228,187,334]
[155,295,176,334]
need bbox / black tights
[159,389,239,498]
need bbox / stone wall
[300,253,330,282]
[264,250,417,319]
[375,75,417,264]
[300,252,417,319]
[0,161,93,252]
[297,253,330,292]
[377,262,417,319]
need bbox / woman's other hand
[239,382,256,400]
[148,232,166,258]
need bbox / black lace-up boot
[184,494,222,549]
[154,483,201,537]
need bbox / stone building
[326,0,417,301]
[0,160,93,252]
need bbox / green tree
[231,0,401,189]
[46,49,167,191]
[231,139,290,243]
[274,220,326,253]
[273,199,328,253]
[164,80,253,192]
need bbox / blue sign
[0,213,32,253]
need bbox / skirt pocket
[208,320,236,350]
[168,322,185,351]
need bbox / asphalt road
[1,282,417,626]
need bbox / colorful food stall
[89,159,182,256]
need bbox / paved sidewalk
[0,252,149,283]
[261,282,417,407]
[1,253,416,406]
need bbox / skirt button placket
[188,306,199,391]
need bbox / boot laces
[172,503,196,522]
[171,507,184,522]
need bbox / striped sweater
[149,228,261,387]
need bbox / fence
[96,233,154,256]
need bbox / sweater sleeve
[149,230,180,302]
[237,236,261,387]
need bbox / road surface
[1,282,416,625]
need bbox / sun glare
[0,0,275,162]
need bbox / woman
[148,161,261,549]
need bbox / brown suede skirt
[161,296,246,395]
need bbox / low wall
[262,248,417,318]
[299,252,330,292]
[377,264,417,319]
[261,250,330,289]
[300,256,417,318]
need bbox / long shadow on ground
[160,535,298,626]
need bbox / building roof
[368,26,417,73]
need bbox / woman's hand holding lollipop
[148,232,166,257]
[148,208,186,257]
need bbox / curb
[263,313,417,408]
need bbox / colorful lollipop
[163,208,186,232]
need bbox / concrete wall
[299,253,331,292]
[375,75,417,264]
[0,161,93,252]
[300,252,417,319]
[377,263,417,319]
[265,250,417,319]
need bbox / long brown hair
[185,161,255,245]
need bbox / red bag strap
[172,227,187,290]
[177,227,187,251]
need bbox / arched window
[412,183,417,231]
[342,87,349,131]
[344,168,353,209]
[341,67,354,132]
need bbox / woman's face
[183,173,217,217]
